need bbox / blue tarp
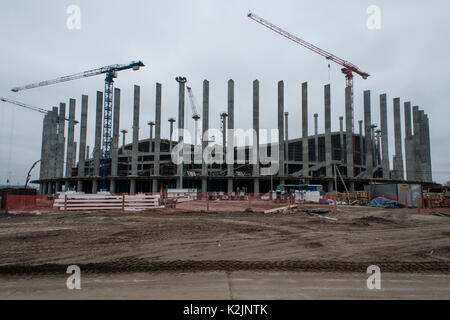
[366,197,403,209]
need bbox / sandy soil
[0,204,449,274]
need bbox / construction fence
[2,192,337,214]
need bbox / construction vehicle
[11,60,145,190]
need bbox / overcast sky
[0,0,449,185]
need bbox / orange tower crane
[247,12,370,131]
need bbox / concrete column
[345,87,354,179]
[314,113,319,163]
[57,103,66,181]
[86,146,90,160]
[285,112,289,175]
[339,117,344,163]
[363,91,373,180]
[412,106,421,180]
[324,85,332,178]
[77,95,89,192]
[227,80,234,178]
[227,179,233,194]
[302,82,309,176]
[49,107,59,180]
[39,114,49,180]
[65,99,76,189]
[404,102,415,181]
[176,78,186,189]
[202,80,209,178]
[379,94,390,179]
[148,122,154,152]
[424,114,432,182]
[73,142,77,168]
[93,91,103,193]
[111,88,121,178]
[393,98,404,180]
[154,83,162,177]
[131,85,140,179]
[168,119,175,152]
[253,80,260,177]
[358,120,364,167]
[130,179,136,194]
[278,81,285,177]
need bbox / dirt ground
[0,202,449,274]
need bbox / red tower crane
[248,12,370,130]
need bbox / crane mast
[248,12,370,131]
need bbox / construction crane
[11,60,145,189]
[0,97,77,123]
[247,12,370,130]
[186,86,201,146]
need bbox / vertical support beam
[253,80,260,194]
[253,80,260,177]
[130,85,140,193]
[345,87,354,179]
[285,112,289,175]
[176,79,186,189]
[111,88,121,187]
[302,82,309,176]
[339,117,344,163]
[93,92,103,193]
[424,114,432,182]
[278,81,285,177]
[154,83,162,177]
[73,142,77,168]
[227,79,234,179]
[49,107,59,181]
[40,114,49,180]
[404,102,415,181]
[324,84,332,179]
[380,94,390,179]
[364,90,373,179]
[358,120,364,168]
[202,80,209,192]
[314,113,319,163]
[65,99,76,189]
[57,103,66,181]
[412,106,421,180]
[393,97,404,180]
